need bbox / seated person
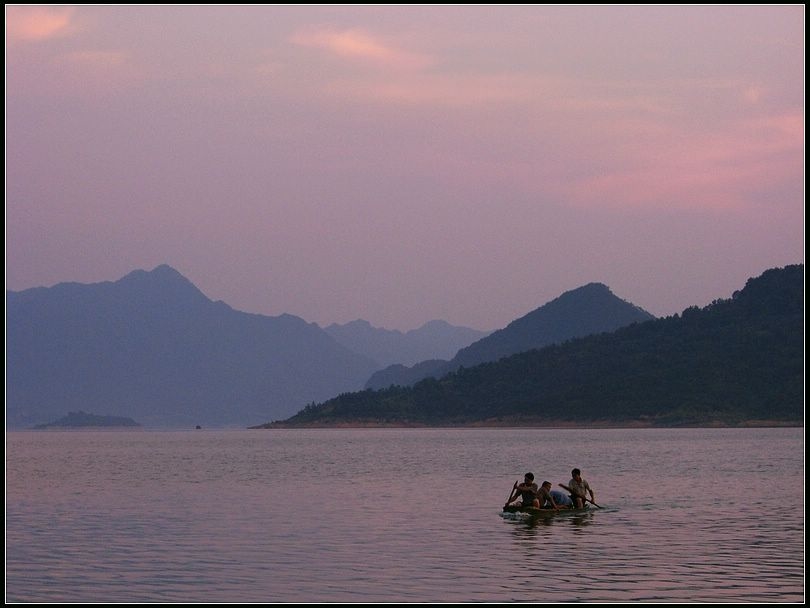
[538,481,565,509]
[505,472,540,508]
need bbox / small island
[33,411,141,429]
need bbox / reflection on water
[6,427,804,603]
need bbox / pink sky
[5,5,804,331]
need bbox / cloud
[752,111,804,148]
[290,26,432,71]
[5,6,76,42]
[742,86,764,105]
[559,109,804,211]
[11,49,141,99]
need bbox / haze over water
[6,427,803,602]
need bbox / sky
[5,5,805,332]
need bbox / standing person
[538,481,563,509]
[505,472,540,508]
[567,468,595,509]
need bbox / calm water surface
[5,427,804,602]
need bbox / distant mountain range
[33,411,141,429]
[5,265,485,429]
[325,319,490,368]
[365,282,654,389]
[12,263,797,430]
[7,265,380,428]
[262,265,803,428]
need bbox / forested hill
[365,282,654,390]
[260,264,803,427]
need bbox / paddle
[504,480,519,508]
[559,483,602,509]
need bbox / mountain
[365,282,655,389]
[263,265,803,427]
[324,319,490,368]
[33,411,141,429]
[6,265,379,428]
[362,359,448,390]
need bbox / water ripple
[6,428,805,603]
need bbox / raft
[501,504,591,520]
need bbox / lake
[5,427,804,602]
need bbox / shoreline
[256,419,804,430]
